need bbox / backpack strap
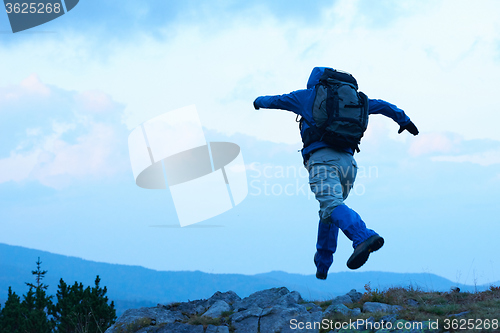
[300,114,323,140]
[323,83,339,131]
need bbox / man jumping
[253,67,418,279]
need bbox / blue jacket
[254,67,411,161]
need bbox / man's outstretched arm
[368,99,419,135]
[253,89,312,116]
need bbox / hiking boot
[346,235,384,270]
[314,252,328,280]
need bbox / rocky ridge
[105,287,438,333]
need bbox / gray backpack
[301,68,369,152]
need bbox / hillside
[1,243,496,316]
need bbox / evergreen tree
[87,276,116,332]
[51,278,74,333]
[1,258,116,333]
[52,276,116,333]
[0,287,24,333]
[21,257,54,333]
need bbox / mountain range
[1,243,496,316]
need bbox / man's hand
[253,99,260,110]
[398,121,419,135]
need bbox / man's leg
[314,220,339,279]
[308,148,383,274]
[330,204,384,270]
[308,150,345,279]
[330,204,378,249]
[330,154,384,269]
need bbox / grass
[183,309,235,331]
[316,284,500,333]
[113,317,152,333]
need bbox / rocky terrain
[105,287,442,333]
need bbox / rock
[302,302,323,313]
[323,303,352,317]
[202,300,231,318]
[230,306,262,333]
[109,287,367,333]
[347,289,363,302]
[407,299,419,307]
[363,302,402,314]
[167,291,240,317]
[447,310,470,318]
[279,291,303,307]
[351,307,361,316]
[155,322,204,332]
[330,294,353,306]
[171,299,207,316]
[260,304,322,333]
[105,306,185,333]
[135,327,158,333]
[207,291,241,307]
[206,325,230,333]
[231,306,263,322]
[381,313,398,323]
[232,287,290,311]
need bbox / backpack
[300,68,369,152]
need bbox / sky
[1,0,500,287]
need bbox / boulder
[205,325,230,333]
[381,313,398,323]
[202,300,231,318]
[330,294,353,306]
[105,306,185,333]
[260,304,322,333]
[165,291,240,317]
[155,322,204,332]
[323,303,353,317]
[278,290,303,307]
[363,301,402,314]
[106,287,373,333]
[230,306,262,333]
[206,291,241,307]
[347,289,363,302]
[407,299,419,307]
[302,302,323,313]
[232,287,290,311]
[170,299,207,316]
[351,307,361,316]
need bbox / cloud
[74,90,116,113]
[0,74,50,105]
[0,151,40,183]
[409,132,461,157]
[0,75,128,189]
[432,150,500,167]
[1,0,500,147]
[20,74,51,96]
[30,122,120,187]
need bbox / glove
[253,99,260,110]
[398,121,419,135]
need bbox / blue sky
[1,0,500,286]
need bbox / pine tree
[87,276,116,332]
[51,278,74,333]
[0,287,24,333]
[1,258,116,333]
[21,257,54,333]
[52,276,116,333]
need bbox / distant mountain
[1,243,496,316]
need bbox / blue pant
[306,147,377,274]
